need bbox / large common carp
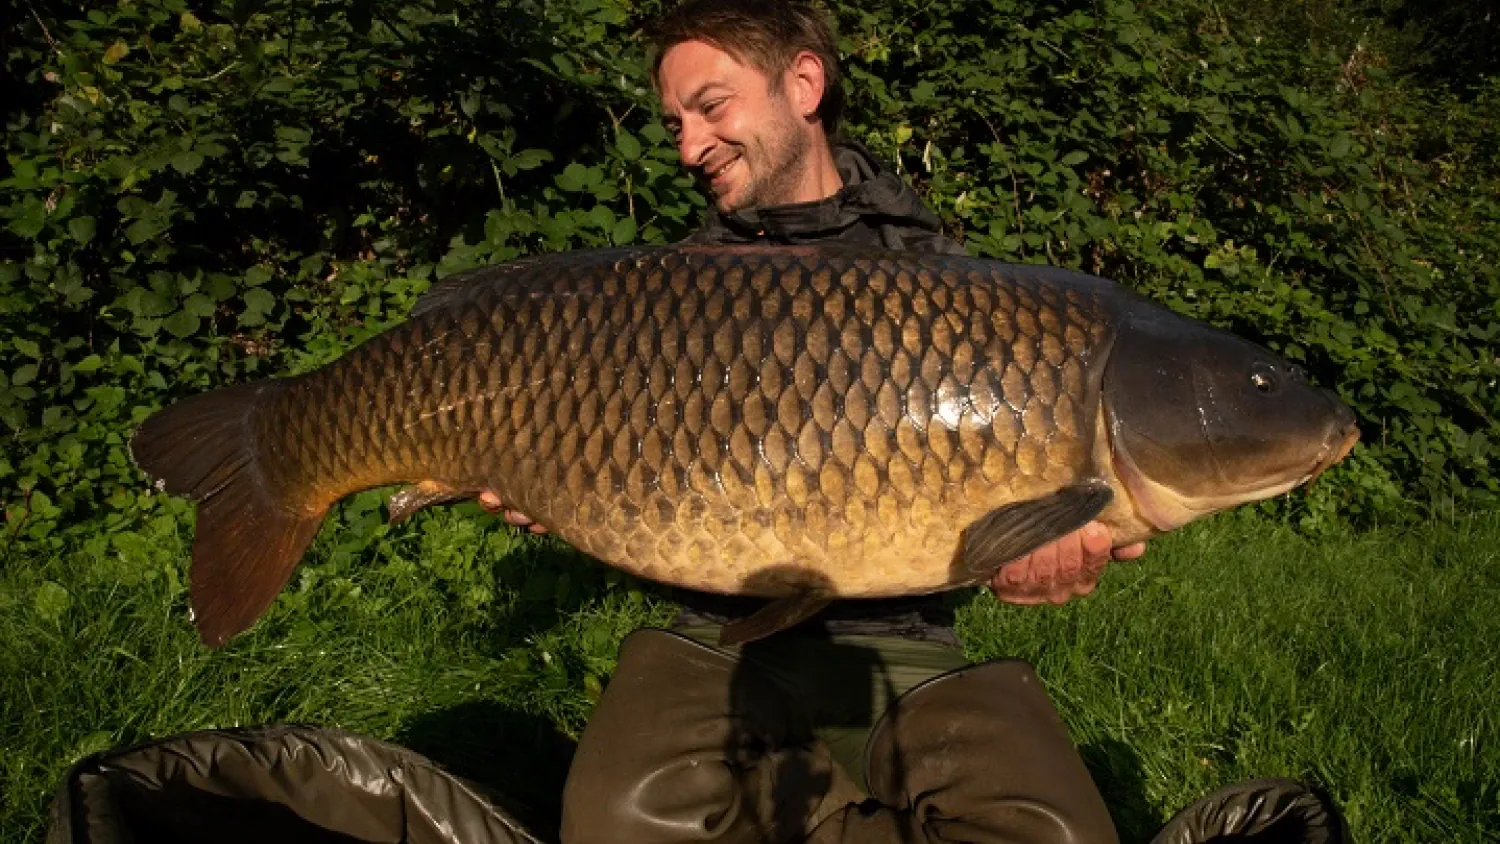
[132,244,1359,647]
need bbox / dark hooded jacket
[683,141,968,256]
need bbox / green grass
[958,510,1500,840]
[3,503,1498,842]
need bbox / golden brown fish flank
[131,244,1357,646]
[274,250,1092,590]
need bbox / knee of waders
[560,628,842,843]
[1150,778,1349,844]
[862,658,1119,844]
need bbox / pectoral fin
[963,482,1114,579]
[387,480,467,524]
[719,593,833,647]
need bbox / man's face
[658,40,814,213]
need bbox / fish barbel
[131,244,1359,646]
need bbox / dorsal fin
[410,272,481,318]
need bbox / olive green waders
[559,627,1119,843]
[42,639,1347,844]
[46,725,547,844]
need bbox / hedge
[2,0,1497,558]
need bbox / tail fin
[130,382,324,647]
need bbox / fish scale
[253,246,1102,598]
[131,242,1359,646]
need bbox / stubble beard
[719,98,813,213]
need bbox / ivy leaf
[183,293,217,318]
[615,130,642,161]
[556,163,601,192]
[611,216,637,245]
[68,216,96,244]
[125,219,164,244]
[171,150,205,174]
[510,149,553,171]
[162,310,200,338]
[103,41,130,64]
[641,122,668,145]
[9,201,46,239]
[240,287,275,326]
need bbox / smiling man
[654,0,967,255]
[648,0,1150,607]
[490,0,1143,606]
[659,41,840,214]
[548,3,1138,843]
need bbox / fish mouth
[1108,415,1362,534]
[1304,423,1361,485]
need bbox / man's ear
[787,51,826,120]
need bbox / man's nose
[677,118,712,167]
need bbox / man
[510,2,1150,842]
[29,4,1346,842]
[44,4,1344,843]
[487,0,1146,626]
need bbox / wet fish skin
[130,243,1357,647]
[265,245,1116,595]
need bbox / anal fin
[718,593,833,647]
[963,482,1114,580]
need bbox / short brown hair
[648,0,845,136]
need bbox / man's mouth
[704,156,739,191]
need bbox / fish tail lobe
[130,381,323,648]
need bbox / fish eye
[1250,363,1279,394]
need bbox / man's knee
[561,628,830,842]
[863,658,1119,844]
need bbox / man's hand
[987,522,1144,605]
[477,490,549,534]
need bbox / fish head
[1102,313,1360,532]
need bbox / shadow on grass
[1080,737,1158,843]
[478,537,646,643]
[398,699,576,839]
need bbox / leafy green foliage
[0,0,700,551]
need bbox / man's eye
[704,99,726,116]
